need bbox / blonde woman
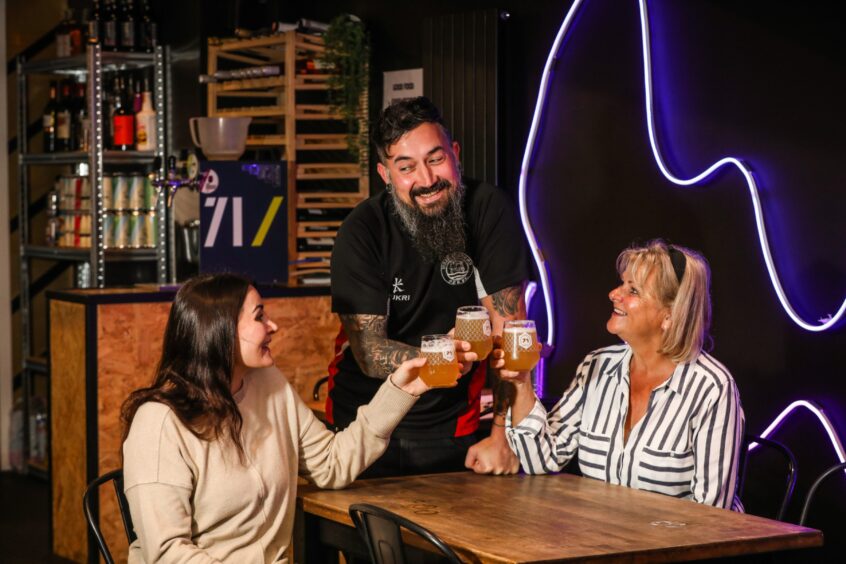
[502,240,744,510]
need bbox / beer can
[113,175,130,210]
[114,212,130,248]
[143,174,156,209]
[104,213,114,248]
[129,174,146,209]
[129,211,144,248]
[145,212,158,247]
[80,176,91,198]
[102,174,114,210]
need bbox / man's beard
[389,178,467,263]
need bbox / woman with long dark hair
[121,273,430,562]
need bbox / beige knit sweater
[123,366,417,563]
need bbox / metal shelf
[20,50,155,75]
[24,245,157,262]
[21,150,157,165]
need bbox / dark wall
[167,0,844,554]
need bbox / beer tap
[151,155,209,206]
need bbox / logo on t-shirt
[392,277,410,302]
[440,252,474,286]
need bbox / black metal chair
[737,434,797,521]
[349,503,462,564]
[799,461,846,526]
[82,469,137,564]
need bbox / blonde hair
[616,239,712,363]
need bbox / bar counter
[47,284,337,563]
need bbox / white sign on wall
[383,68,423,109]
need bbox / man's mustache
[410,179,452,199]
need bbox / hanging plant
[321,14,370,164]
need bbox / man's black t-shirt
[329,178,530,439]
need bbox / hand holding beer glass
[454,306,493,360]
[419,334,461,388]
[502,320,541,372]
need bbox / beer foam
[457,310,489,320]
[421,341,454,354]
[504,326,537,334]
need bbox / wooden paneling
[49,300,87,563]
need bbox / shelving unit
[206,31,368,284]
[16,44,171,476]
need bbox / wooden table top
[297,472,822,563]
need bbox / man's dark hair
[372,97,452,162]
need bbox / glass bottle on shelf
[88,0,102,45]
[42,81,59,153]
[56,10,71,57]
[112,76,135,150]
[56,81,72,152]
[103,0,119,51]
[138,0,157,53]
[74,81,90,152]
[135,76,156,151]
[119,0,136,52]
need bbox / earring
[385,183,394,193]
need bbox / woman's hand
[448,328,479,376]
[389,357,431,396]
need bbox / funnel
[189,117,252,160]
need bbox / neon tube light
[519,0,844,344]
[748,400,846,472]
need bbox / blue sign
[199,161,287,283]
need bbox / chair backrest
[737,434,797,521]
[82,469,137,564]
[349,503,462,564]
[799,461,846,526]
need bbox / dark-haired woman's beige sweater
[123,365,417,563]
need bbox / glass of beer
[502,320,540,372]
[455,306,493,360]
[420,334,461,388]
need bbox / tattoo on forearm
[491,285,523,317]
[339,314,418,379]
[494,376,517,414]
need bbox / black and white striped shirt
[507,344,745,510]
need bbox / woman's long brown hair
[120,273,251,461]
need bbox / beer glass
[455,305,493,360]
[502,320,540,372]
[420,334,460,388]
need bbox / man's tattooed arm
[482,282,529,416]
[338,314,419,379]
[490,283,524,318]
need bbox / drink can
[129,174,146,209]
[114,212,129,248]
[143,174,156,209]
[113,175,130,210]
[104,213,114,248]
[129,211,144,248]
[144,212,158,247]
[102,174,114,210]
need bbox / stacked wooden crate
[206,31,368,285]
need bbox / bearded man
[328,97,531,477]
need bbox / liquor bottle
[88,0,102,45]
[119,0,136,52]
[56,10,71,57]
[67,9,84,55]
[73,82,89,152]
[56,81,73,151]
[135,79,157,151]
[102,0,119,51]
[42,82,60,153]
[132,75,143,114]
[112,76,135,150]
[137,0,157,53]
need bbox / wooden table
[295,472,822,563]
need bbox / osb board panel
[97,301,173,562]
[50,300,88,563]
[93,295,337,562]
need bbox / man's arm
[465,282,527,474]
[339,314,419,380]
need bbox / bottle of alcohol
[132,75,143,114]
[42,81,60,153]
[67,9,84,55]
[103,0,119,51]
[112,76,135,150]
[73,81,89,152]
[56,81,73,151]
[137,0,157,53]
[88,0,102,45]
[119,0,136,52]
[56,10,71,57]
[135,77,157,151]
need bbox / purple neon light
[748,400,846,471]
[519,0,844,354]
